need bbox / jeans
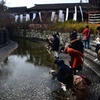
[83,38,90,49]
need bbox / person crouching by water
[50,59,72,91]
[64,74,89,100]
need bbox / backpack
[81,75,91,86]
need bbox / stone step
[84,51,100,76]
[84,51,100,67]
[84,57,100,77]
[83,41,100,76]
[84,48,97,58]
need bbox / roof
[6,6,27,14]
[26,3,99,13]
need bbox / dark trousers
[95,44,100,54]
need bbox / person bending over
[61,47,84,74]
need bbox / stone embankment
[0,41,18,63]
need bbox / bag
[83,36,87,41]
[81,75,91,86]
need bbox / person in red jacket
[61,47,84,74]
[82,25,91,49]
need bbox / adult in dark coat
[69,29,84,54]
[51,34,60,58]
[69,39,84,54]
[50,59,72,84]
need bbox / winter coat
[52,60,72,83]
[82,28,91,38]
[64,47,84,69]
[69,39,84,54]
[51,35,60,51]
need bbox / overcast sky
[5,0,88,8]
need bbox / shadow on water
[0,39,72,100]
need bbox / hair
[60,46,65,51]
[86,25,89,28]
[53,34,57,38]
[56,32,59,35]
[97,26,100,31]
[54,59,59,64]
[54,59,64,65]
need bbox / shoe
[94,58,98,61]
[61,85,66,91]
[61,83,66,91]
[55,56,59,59]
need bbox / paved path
[0,41,100,100]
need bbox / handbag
[81,75,91,86]
[83,36,87,41]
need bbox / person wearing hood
[50,59,72,91]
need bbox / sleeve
[70,49,84,58]
[51,67,61,76]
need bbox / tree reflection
[12,39,54,68]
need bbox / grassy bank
[51,21,100,34]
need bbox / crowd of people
[46,25,100,100]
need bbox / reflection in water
[12,39,54,67]
[0,39,54,85]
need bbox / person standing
[69,29,84,54]
[94,26,100,61]
[82,25,91,49]
[3,28,9,43]
[51,34,60,59]
[69,29,78,41]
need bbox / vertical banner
[39,12,42,22]
[65,8,69,21]
[33,13,36,20]
[51,11,55,22]
[15,15,19,22]
[73,6,77,21]
[79,5,84,21]
[20,14,23,22]
[62,14,64,22]
[26,14,30,21]
[58,10,63,22]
